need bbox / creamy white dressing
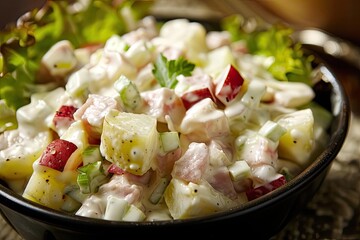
[0,16,327,222]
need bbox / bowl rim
[0,47,351,229]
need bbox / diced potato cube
[23,164,77,210]
[0,130,53,181]
[100,109,158,175]
[164,178,236,219]
[276,109,314,166]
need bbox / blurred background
[251,0,360,46]
[1,0,360,47]
[0,0,46,28]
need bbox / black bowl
[0,50,350,239]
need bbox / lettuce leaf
[221,14,313,85]
[0,0,150,112]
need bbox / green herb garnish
[152,54,195,89]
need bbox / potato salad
[0,1,332,221]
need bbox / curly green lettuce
[221,14,313,85]
[0,0,150,111]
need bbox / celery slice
[104,196,129,221]
[258,120,287,142]
[114,75,142,111]
[104,196,145,221]
[77,161,108,194]
[82,145,103,166]
[149,178,170,204]
[159,132,180,153]
[228,160,251,181]
[122,205,146,221]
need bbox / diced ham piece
[180,98,230,142]
[98,174,144,204]
[125,170,153,186]
[171,142,209,183]
[107,164,153,186]
[74,94,119,141]
[242,135,278,168]
[203,141,238,199]
[156,148,182,177]
[204,166,238,200]
[76,174,143,219]
[141,88,186,130]
[233,178,253,193]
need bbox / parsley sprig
[152,54,195,89]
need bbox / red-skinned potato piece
[245,175,286,201]
[39,139,78,172]
[215,64,244,105]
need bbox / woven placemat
[0,217,22,240]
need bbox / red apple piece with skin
[215,64,244,105]
[38,139,78,172]
[178,75,217,110]
[181,88,216,110]
[245,175,286,201]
